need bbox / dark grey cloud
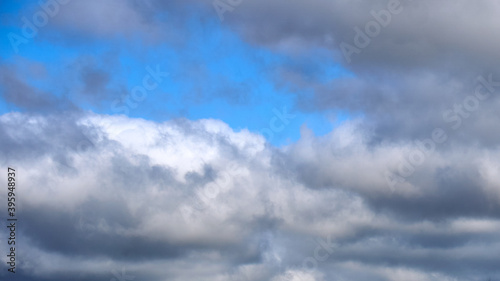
[198,0,500,143]
[0,66,74,112]
[75,0,499,145]
[80,66,110,95]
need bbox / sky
[0,0,500,280]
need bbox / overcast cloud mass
[1,0,500,280]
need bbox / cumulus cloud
[1,113,499,281]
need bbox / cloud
[1,113,499,280]
[80,65,110,95]
[49,0,162,41]
[199,0,500,143]
[0,64,74,112]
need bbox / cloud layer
[1,112,499,281]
